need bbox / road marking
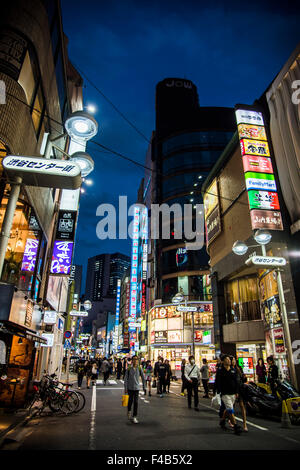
[89,384,97,450]
[96,387,124,390]
[144,400,150,403]
[169,390,269,431]
[108,380,117,385]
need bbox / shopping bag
[122,394,129,407]
[152,379,157,388]
[211,393,221,410]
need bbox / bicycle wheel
[73,391,86,413]
[48,391,64,413]
[59,391,80,415]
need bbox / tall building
[0,0,84,406]
[152,78,236,304]
[85,253,130,302]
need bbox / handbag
[211,393,221,410]
[152,379,157,388]
[122,394,129,407]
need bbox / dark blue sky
[61,0,300,289]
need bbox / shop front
[148,302,215,379]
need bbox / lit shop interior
[149,303,216,380]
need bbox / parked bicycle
[28,373,85,416]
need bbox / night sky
[60,0,300,289]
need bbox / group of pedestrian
[181,357,210,402]
[75,356,114,389]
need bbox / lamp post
[232,229,297,388]
[172,292,195,357]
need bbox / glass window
[162,172,209,199]
[163,150,223,176]
[161,248,209,275]
[225,276,261,323]
[18,51,36,105]
[162,131,234,156]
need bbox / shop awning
[0,321,47,344]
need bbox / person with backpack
[124,355,146,424]
[184,355,201,411]
[76,358,86,390]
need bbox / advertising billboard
[235,109,264,126]
[240,139,270,157]
[250,209,283,230]
[237,123,267,140]
[245,172,276,191]
[242,155,273,174]
[21,238,39,272]
[248,190,280,211]
[129,206,140,333]
[50,241,74,275]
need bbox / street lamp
[64,111,98,141]
[232,232,297,387]
[69,152,94,177]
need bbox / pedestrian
[165,359,172,393]
[144,360,153,396]
[214,354,242,435]
[267,356,279,395]
[180,358,187,396]
[231,356,248,432]
[157,357,168,397]
[62,356,67,373]
[91,360,98,385]
[200,358,210,398]
[109,357,114,375]
[154,356,162,395]
[101,357,110,385]
[184,355,201,411]
[116,358,123,380]
[256,358,267,384]
[76,358,85,390]
[124,355,146,424]
[84,358,93,389]
[213,354,226,418]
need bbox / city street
[2,379,300,451]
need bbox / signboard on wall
[56,210,77,241]
[274,327,285,353]
[50,241,74,275]
[235,106,283,232]
[238,357,254,375]
[206,205,221,246]
[154,331,168,343]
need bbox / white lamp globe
[83,300,92,311]
[70,152,94,177]
[254,229,272,245]
[232,240,248,256]
[65,111,98,141]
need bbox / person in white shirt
[184,355,201,411]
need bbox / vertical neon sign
[129,206,140,333]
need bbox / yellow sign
[238,124,267,141]
[141,319,146,331]
[204,179,219,218]
[240,139,270,157]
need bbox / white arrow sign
[245,256,286,267]
[177,306,198,312]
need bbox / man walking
[154,356,162,395]
[185,355,201,410]
[200,358,210,398]
[214,354,242,435]
[124,356,146,424]
[157,357,168,397]
[116,358,123,380]
[180,358,187,396]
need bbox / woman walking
[144,360,153,396]
[231,356,248,432]
[84,358,93,389]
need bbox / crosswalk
[96,379,118,385]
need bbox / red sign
[242,155,273,174]
[274,327,285,353]
[64,330,72,339]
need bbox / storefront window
[225,276,261,323]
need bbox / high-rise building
[151,78,236,304]
[85,252,130,302]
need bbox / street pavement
[1,377,300,451]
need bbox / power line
[73,63,151,144]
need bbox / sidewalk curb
[0,412,33,448]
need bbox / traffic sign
[64,330,72,339]
[64,339,71,349]
[69,310,88,317]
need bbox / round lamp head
[70,152,94,177]
[65,111,98,141]
[232,240,248,256]
[83,300,92,311]
[254,229,272,245]
[172,293,184,304]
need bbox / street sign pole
[66,348,70,384]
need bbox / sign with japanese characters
[235,109,264,126]
[274,327,285,353]
[250,209,283,230]
[50,240,74,275]
[240,139,270,157]
[204,179,219,218]
[2,155,81,189]
[242,155,273,174]
[248,190,280,210]
[246,255,286,267]
[56,210,77,241]
[235,106,283,232]
[21,238,39,272]
[206,205,221,246]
